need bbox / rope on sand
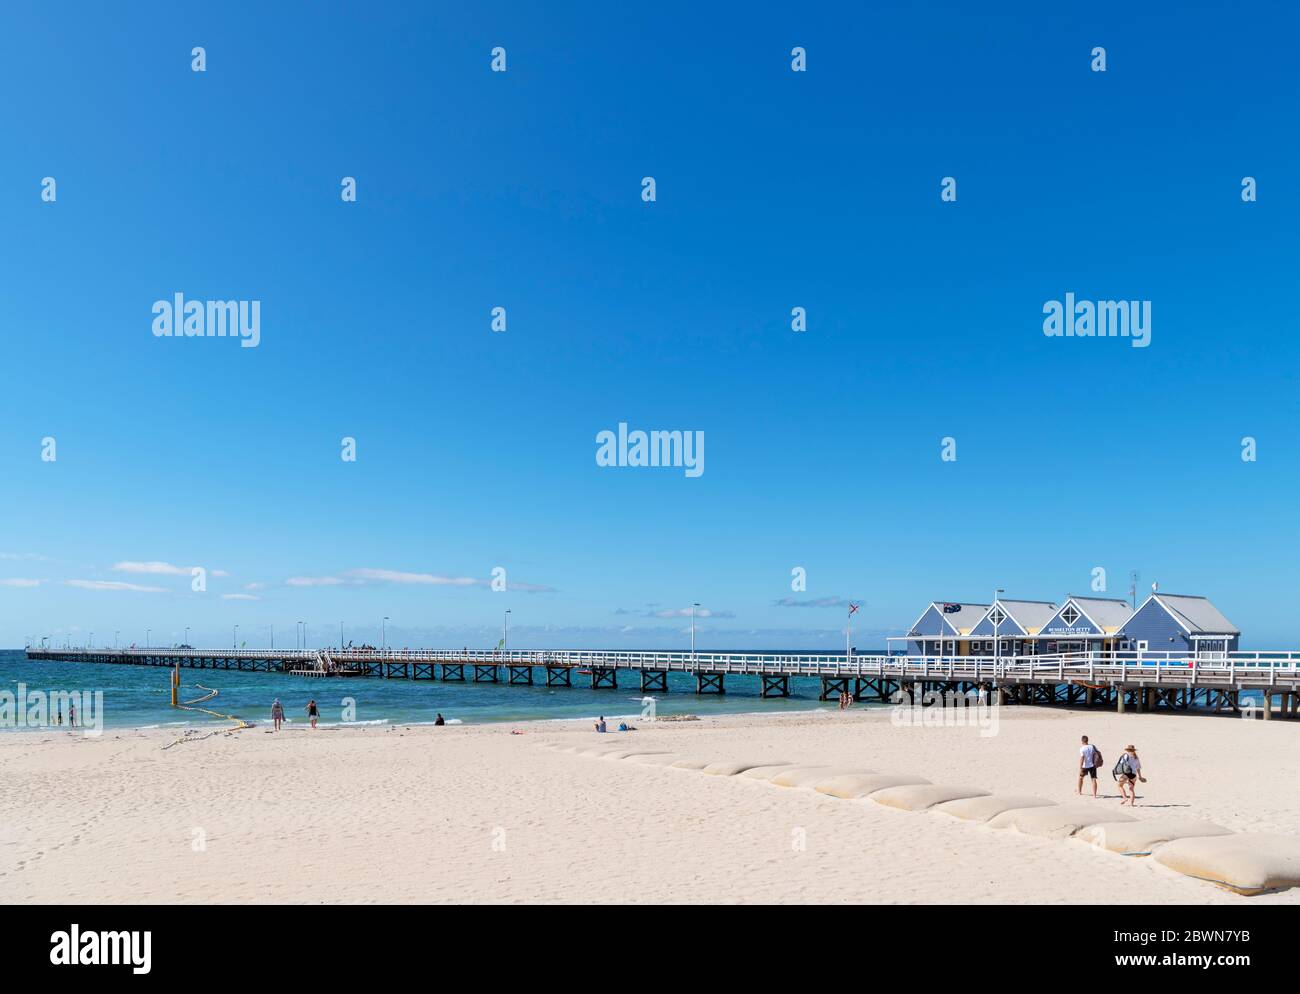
[163,684,253,749]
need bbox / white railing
[24,645,1300,684]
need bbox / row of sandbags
[544,741,1300,895]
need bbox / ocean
[0,648,867,731]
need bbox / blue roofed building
[902,601,988,655]
[1120,593,1240,656]
[967,598,1058,657]
[1032,596,1135,654]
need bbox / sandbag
[989,803,1135,839]
[669,758,713,770]
[1154,834,1300,894]
[1076,819,1231,856]
[701,759,794,776]
[628,753,688,766]
[769,766,874,788]
[814,773,931,799]
[872,784,990,811]
[740,764,802,780]
[933,794,1056,822]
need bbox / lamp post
[233,624,239,650]
[690,603,700,661]
[147,628,152,649]
[115,630,119,650]
[340,621,344,651]
[89,632,94,649]
[382,616,389,653]
[503,610,511,654]
[183,626,188,647]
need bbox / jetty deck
[24,646,1300,718]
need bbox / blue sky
[1,1,1297,649]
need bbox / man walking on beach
[1077,735,1101,797]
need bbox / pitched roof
[939,602,990,635]
[998,599,1058,634]
[1066,596,1134,634]
[907,602,989,636]
[1153,594,1239,635]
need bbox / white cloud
[649,607,735,619]
[347,568,479,586]
[283,568,553,591]
[221,593,259,601]
[244,582,267,590]
[113,560,227,577]
[112,561,188,576]
[0,552,49,561]
[0,578,42,587]
[67,579,166,593]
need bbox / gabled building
[1033,596,1135,654]
[903,601,989,656]
[967,598,1058,657]
[1121,593,1240,655]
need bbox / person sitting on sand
[1076,734,1101,797]
[434,713,445,726]
[595,716,607,733]
[305,699,319,729]
[1114,744,1146,805]
[271,698,285,731]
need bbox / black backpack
[1112,755,1133,779]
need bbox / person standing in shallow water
[271,698,285,731]
[305,699,319,729]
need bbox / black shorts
[1079,766,1097,779]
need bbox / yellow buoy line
[162,674,253,749]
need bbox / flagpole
[847,602,859,666]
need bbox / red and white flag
[848,603,860,616]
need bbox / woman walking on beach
[271,698,285,731]
[305,699,319,729]
[1114,744,1146,805]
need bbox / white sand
[2,705,1298,904]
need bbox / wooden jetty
[23,646,1300,718]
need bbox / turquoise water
[0,649,855,730]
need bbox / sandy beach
[3,705,1298,904]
